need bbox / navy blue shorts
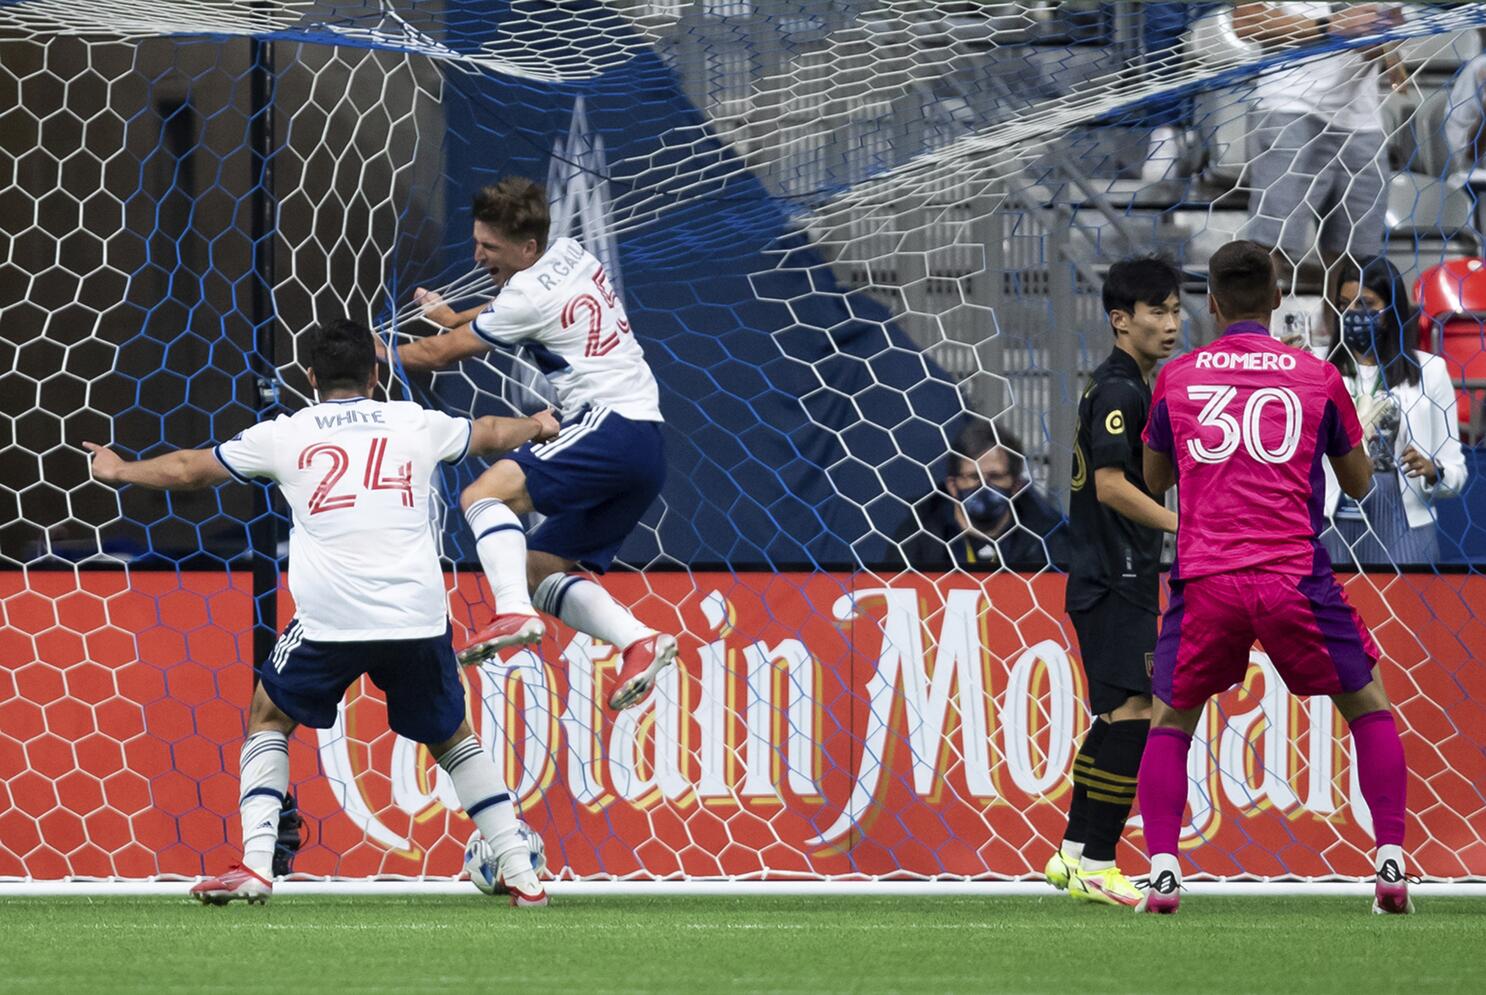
[258,619,466,745]
[510,405,666,573]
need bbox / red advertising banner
[2,569,1484,880]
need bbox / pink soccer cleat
[1372,858,1415,915]
[608,633,679,710]
[190,865,272,906]
[1135,869,1180,915]
[458,614,544,666]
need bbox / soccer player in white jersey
[85,319,560,906]
[391,177,676,712]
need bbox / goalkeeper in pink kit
[1136,240,1412,915]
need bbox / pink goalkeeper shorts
[1153,570,1380,709]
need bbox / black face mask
[962,485,1012,525]
[1341,309,1384,354]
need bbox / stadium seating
[1416,258,1486,440]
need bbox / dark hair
[1329,257,1422,390]
[1207,240,1277,319]
[951,419,1027,481]
[1102,255,1182,336]
[472,177,550,247]
[304,319,376,392]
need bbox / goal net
[2,0,1484,883]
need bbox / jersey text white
[214,398,471,641]
[471,237,663,422]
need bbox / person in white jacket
[1323,258,1468,566]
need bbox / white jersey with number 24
[471,237,663,422]
[214,398,472,642]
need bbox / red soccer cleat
[608,633,679,711]
[190,865,273,906]
[458,614,545,666]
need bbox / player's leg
[376,630,546,906]
[1063,599,1155,906]
[1135,575,1256,914]
[1257,572,1410,913]
[460,458,544,662]
[427,721,546,906]
[1335,674,1411,914]
[192,622,318,906]
[515,411,674,710]
[528,548,675,711]
[1070,694,1150,906]
[1046,714,1105,889]
[1135,696,1204,915]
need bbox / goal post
[2,1,1485,885]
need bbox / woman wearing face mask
[1322,257,1467,566]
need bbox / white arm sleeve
[1419,356,1467,499]
[214,419,279,483]
[471,287,543,347]
[427,410,475,464]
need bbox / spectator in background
[1235,3,1403,289]
[892,420,1068,571]
[1443,32,1486,179]
[1323,257,1467,566]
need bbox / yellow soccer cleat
[1069,865,1144,907]
[1043,850,1079,892]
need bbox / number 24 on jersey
[299,437,412,514]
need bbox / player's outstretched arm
[1330,444,1374,501]
[467,409,561,458]
[394,325,490,373]
[414,287,486,330]
[83,443,232,491]
[1096,465,1178,534]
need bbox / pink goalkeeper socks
[1137,727,1193,859]
[1349,709,1408,848]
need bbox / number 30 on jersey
[1185,385,1303,465]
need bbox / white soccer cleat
[1372,857,1415,915]
[496,844,548,908]
[190,865,273,906]
[1134,868,1180,915]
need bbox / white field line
[2,880,1485,897]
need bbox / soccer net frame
[2,1,1485,890]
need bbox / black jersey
[1066,347,1164,614]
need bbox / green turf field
[1,895,1481,994]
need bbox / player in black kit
[1046,257,1181,907]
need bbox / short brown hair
[472,178,550,247]
[1208,240,1276,319]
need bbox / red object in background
[1414,258,1486,432]
[2,569,1485,881]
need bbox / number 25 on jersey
[299,437,412,514]
[1185,385,1303,465]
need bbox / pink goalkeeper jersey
[1143,321,1363,580]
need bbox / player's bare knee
[1333,676,1391,723]
[426,721,475,761]
[526,551,575,594]
[460,459,529,512]
[1111,694,1153,723]
[247,683,297,736]
[1150,697,1201,736]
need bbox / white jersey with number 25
[214,398,473,642]
[471,237,663,422]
